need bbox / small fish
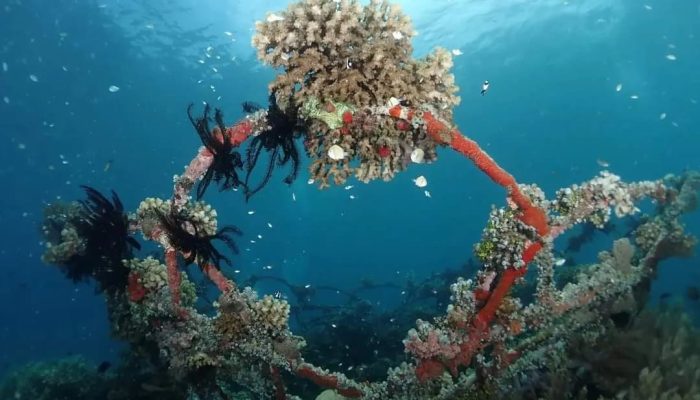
[659,292,671,301]
[97,361,112,373]
[596,159,610,168]
[103,159,113,172]
[554,258,566,267]
[687,286,700,301]
[481,80,490,96]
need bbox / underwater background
[0,0,699,393]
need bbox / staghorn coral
[252,0,459,187]
[253,0,458,115]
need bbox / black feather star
[242,92,302,200]
[157,211,241,268]
[64,186,140,293]
[188,104,245,200]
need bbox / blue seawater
[0,0,698,387]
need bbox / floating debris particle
[659,112,667,120]
[108,85,120,93]
[327,144,345,160]
[615,83,622,92]
[665,54,677,61]
[2,96,8,104]
[1,62,7,72]
[424,190,431,198]
[451,49,463,56]
[17,143,26,150]
[644,4,652,10]
[596,159,610,168]
[413,175,427,188]
[292,192,296,201]
[29,74,38,82]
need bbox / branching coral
[252,0,459,187]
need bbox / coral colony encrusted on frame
[32,0,700,399]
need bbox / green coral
[475,240,496,263]
[300,97,356,130]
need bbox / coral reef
[0,357,107,400]
[40,186,140,293]
[252,0,459,187]
[31,0,700,399]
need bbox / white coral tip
[266,13,285,22]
